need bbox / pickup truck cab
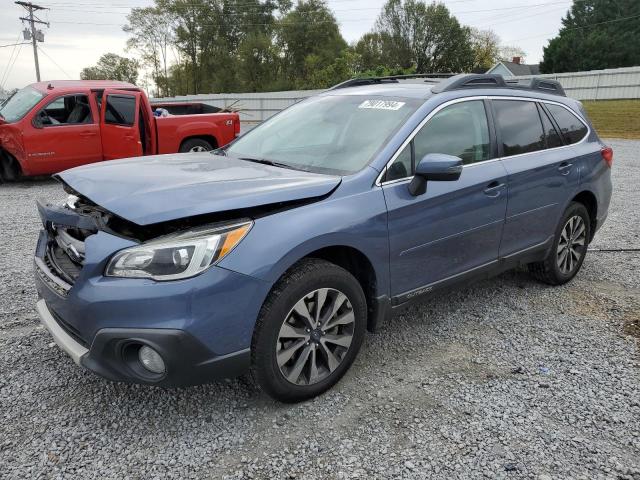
[0,80,240,180]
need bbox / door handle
[79,131,96,137]
[558,162,573,175]
[483,181,505,197]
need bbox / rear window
[546,104,588,145]
[104,95,136,126]
[493,100,545,156]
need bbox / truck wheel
[0,154,22,183]
[528,202,591,285]
[251,258,367,403]
[179,138,214,153]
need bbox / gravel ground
[0,139,638,479]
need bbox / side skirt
[388,235,553,313]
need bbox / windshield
[0,86,44,123]
[225,95,420,175]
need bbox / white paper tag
[358,100,405,111]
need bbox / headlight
[105,221,252,281]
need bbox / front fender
[218,186,390,298]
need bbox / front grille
[44,226,86,286]
[49,305,89,348]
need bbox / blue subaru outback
[34,74,613,402]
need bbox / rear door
[494,98,581,257]
[382,99,508,301]
[100,89,143,160]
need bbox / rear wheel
[528,202,591,285]
[179,138,214,153]
[251,259,367,403]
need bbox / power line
[1,33,22,88]
[1,43,25,90]
[0,42,31,48]
[508,12,640,42]
[37,45,72,79]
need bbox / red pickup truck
[0,80,240,181]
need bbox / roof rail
[431,74,506,93]
[432,73,566,96]
[328,73,456,91]
[504,77,566,96]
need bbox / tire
[251,258,367,403]
[528,202,591,285]
[0,153,21,183]
[179,138,214,153]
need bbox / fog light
[138,345,165,374]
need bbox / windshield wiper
[238,156,296,170]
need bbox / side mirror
[408,153,463,196]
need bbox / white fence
[512,66,640,101]
[153,66,640,127]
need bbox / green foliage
[109,0,524,94]
[541,0,640,73]
[374,0,475,73]
[80,53,140,84]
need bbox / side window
[385,143,412,182]
[104,95,136,126]
[36,94,92,126]
[538,104,563,148]
[414,100,490,165]
[493,100,545,156]
[546,104,588,145]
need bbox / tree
[540,0,640,73]
[277,0,348,87]
[499,45,526,63]
[354,32,396,71]
[80,53,140,84]
[470,28,501,71]
[124,7,175,97]
[373,0,475,73]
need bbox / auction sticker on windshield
[358,100,405,111]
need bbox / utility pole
[16,1,48,82]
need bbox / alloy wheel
[557,215,586,274]
[276,288,355,386]
[189,145,209,152]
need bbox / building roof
[29,80,137,92]
[488,61,540,76]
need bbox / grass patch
[582,99,640,139]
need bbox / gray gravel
[1,139,639,479]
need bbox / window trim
[376,95,590,187]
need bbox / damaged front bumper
[34,199,270,386]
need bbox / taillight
[601,146,613,168]
[234,116,240,137]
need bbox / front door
[382,99,508,302]
[24,93,102,172]
[100,89,143,160]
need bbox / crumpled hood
[57,153,341,225]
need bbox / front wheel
[528,202,591,285]
[251,259,367,403]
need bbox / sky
[0,0,572,91]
